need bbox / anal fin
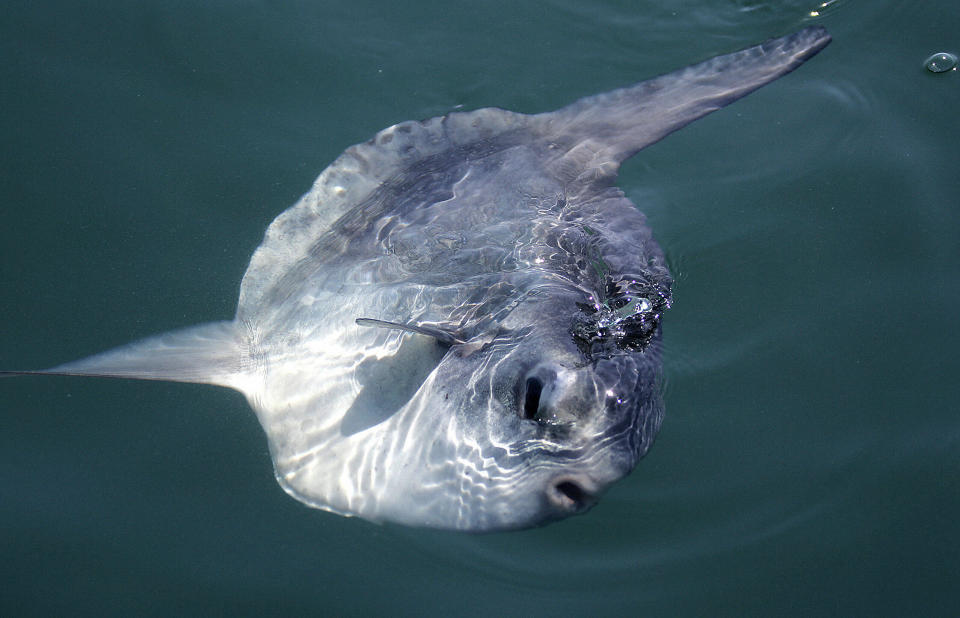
[2,321,248,390]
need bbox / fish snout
[547,473,599,513]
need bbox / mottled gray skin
[238,136,672,529]
[4,27,830,531]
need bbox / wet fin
[1,321,246,389]
[542,26,831,166]
[355,317,466,347]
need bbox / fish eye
[523,376,544,421]
[519,370,578,426]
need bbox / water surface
[2,1,958,615]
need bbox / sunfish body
[4,28,830,531]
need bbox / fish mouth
[547,474,599,513]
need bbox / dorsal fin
[537,26,831,176]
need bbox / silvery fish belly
[5,27,830,531]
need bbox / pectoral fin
[355,317,467,347]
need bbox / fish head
[416,280,668,531]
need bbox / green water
[2,1,958,615]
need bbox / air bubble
[924,52,958,73]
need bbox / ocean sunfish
[3,27,830,531]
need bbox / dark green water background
[2,1,958,615]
